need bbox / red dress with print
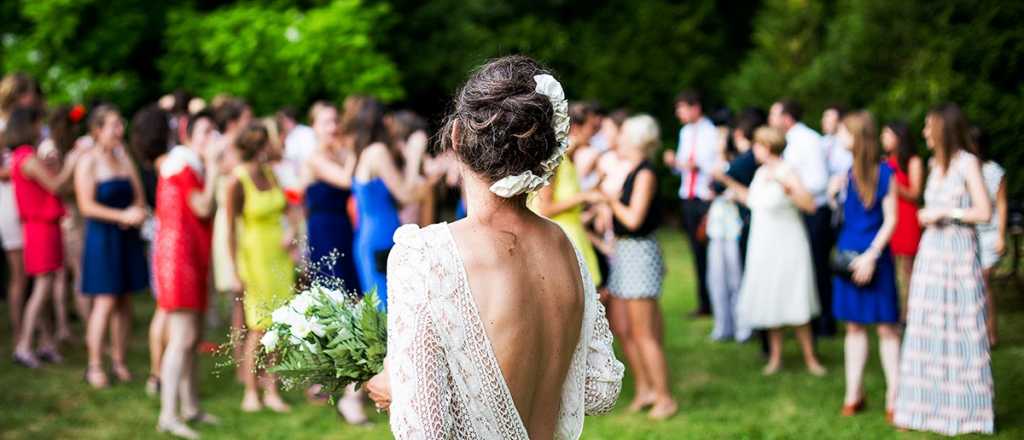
[11,145,65,275]
[154,157,212,311]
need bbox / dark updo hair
[340,95,388,153]
[235,123,270,162]
[440,55,559,184]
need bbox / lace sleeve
[387,226,452,439]
[583,272,624,415]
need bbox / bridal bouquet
[260,284,387,394]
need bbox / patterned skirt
[893,225,994,435]
[607,235,664,299]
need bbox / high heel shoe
[156,418,200,440]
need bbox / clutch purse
[830,249,860,281]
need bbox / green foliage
[159,0,402,114]
[0,0,175,109]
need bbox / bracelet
[950,208,965,221]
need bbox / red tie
[686,126,698,199]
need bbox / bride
[366,55,623,439]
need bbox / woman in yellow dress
[225,123,295,413]
[531,102,602,285]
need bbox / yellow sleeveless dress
[530,156,602,286]
[235,165,295,330]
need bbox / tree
[159,0,403,114]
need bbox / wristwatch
[950,208,965,222]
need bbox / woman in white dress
[969,126,1006,347]
[723,126,826,376]
[366,55,623,439]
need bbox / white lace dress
[385,223,624,439]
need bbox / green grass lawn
[2,230,1022,439]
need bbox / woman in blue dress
[76,106,150,388]
[302,101,360,293]
[827,111,900,420]
[346,96,438,307]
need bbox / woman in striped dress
[892,103,993,435]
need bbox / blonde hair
[842,111,881,207]
[753,126,786,155]
[620,114,660,156]
[0,73,37,117]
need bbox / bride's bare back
[449,216,584,439]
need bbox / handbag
[830,249,859,281]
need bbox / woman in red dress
[881,121,922,320]
[8,107,79,368]
[153,110,220,439]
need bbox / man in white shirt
[820,104,853,179]
[769,99,837,337]
[663,90,719,317]
[275,107,317,191]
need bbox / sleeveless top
[837,163,893,252]
[11,145,65,223]
[386,223,623,439]
[886,156,921,256]
[613,160,659,237]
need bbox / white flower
[290,293,315,315]
[272,306,304,327]
[260,330,280,351]
[289,316,326,340]
[323,287,346,304]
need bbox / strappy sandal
[36,347,64,364]
[185,411,221,426]
[145,375,161,397]
[111,364,134,383]
[156,418,200,440]
[84,366,110,389]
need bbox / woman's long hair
[843,111,881,208]
[883,121,914,173]
[926,103,973,172]
[340,95,389,156]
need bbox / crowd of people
[0,63,1009,438]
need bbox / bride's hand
[366,369,391,412]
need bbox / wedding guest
[821,104,853,179]
[881,122,922,320]
[0,74,40,346]
[366,55,623,438]
[570,102,607,191]
[127,105,174,396]
[827,111,900,420]
[769,99,835,337]
[892,103,993,435]
[9,106,78,368]
[39,105,91,343]
[350,96,437,307]
[970,126,1006,347]
[77,105,150,387]
[301,101,360,292]
[729,126,825,376]
[705,118,747,342]
[601,114,676,419]
[225,123,293,413]
[154,110,219,439]
[531,102,603,286]
[387,110,436,226]
[210,98,249,372]
[663,90,717,317]
[276,106,317,181]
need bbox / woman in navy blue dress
[76,106,150,388]
[302,101,360,293]
[827,111,900,420]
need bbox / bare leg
[764,328,782,375]
[158,311,200,439]
[896,255,913,322]
[842,323,868,406]
[610,296,652,411]
[240,329,263,412]
[983,268,997,346]
[148,307,168,393]
[877,324,900,410]
[110,295,133,381]
[14,273,56,362]
[180,312,217,424]
[795,324,826,375]
[86,296,117,387]
[627,299,677,420]
[67,259,91,324]
[51,268,71,343]
[230,291,246,381]
[5,250,27,345]
[261,354,292,414]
